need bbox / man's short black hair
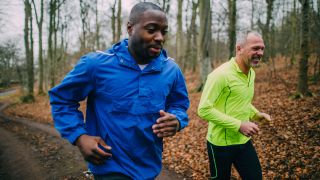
[129,2,164,25]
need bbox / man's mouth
[149,45,162,54]
[251,57,261,65]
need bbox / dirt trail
[0,103,87,179]
[0,101,185,179]
[0,126,46,180]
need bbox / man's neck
[235,57,250,75]
[135,59,150,65]
[128,46,151,65]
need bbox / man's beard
[250,56,261,67]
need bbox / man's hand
[239,122,259,137]
[152,110,180,138]
[75,134,112,165]
[252,112,272,124]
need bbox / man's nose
[154,31,164,42]
[257,49,264,56]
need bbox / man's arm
[239,104,271,137]
[49,54,111,164]
[49,55,94,144]
[152,68,189,138]
[198,72,242,132]
[49,55,95,143]
[250,104,272,123]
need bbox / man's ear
[127,22,133,36]
[236,44,241,53]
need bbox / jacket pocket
[148,96,166,113]
[112,98,134,112]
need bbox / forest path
[0,94,185,180]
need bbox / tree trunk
[111,1,116,44]
[48,0,56,88]
[95,0,100,50]
[191,0,198,72]
[24,0,34,101]
[263,0,275,63]
[116,0,122,42]
[314,0,320,83]
[197,0,212,92]
[52,0,57,86]
[251,0,254,29]
[228,0,236,59]
[31,0,44,94]
[176,0,183,69]
[290,0,297,67]
[297,0,310,96]
[24,0,30,92]
[185,0,198,71]
[80,0,89,51]
[158,0,170,14]
[29,1,34,96]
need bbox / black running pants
[207,140,262,180]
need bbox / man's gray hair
[236,30,262,46]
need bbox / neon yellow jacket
[198,58,259,146]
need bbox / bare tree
[111,0,116,44]
[197,0,212,91]
[297,0,310,96]
[251,0,254,29]
[116,0,122,42]
[31,0,44,94]
[94,0,100,49]
[23,0,34,101]
[156,0,171,14]
[309,0,320,83]
[0,41,20,87]
[79,0,90,51]
[176,0,183,69]
[228,0,236,58]
[315,0,320,82]
[48,0,56,88]
[185,0,198,71]
[263,0,275,62]
[48,0,65,88]
[290,0,298,67]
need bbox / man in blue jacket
[49,2,189,180]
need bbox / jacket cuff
[175,114,188,131]
[66,128,87,145]
[233,119,242,132]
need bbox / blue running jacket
[49,39,189,179]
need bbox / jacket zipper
[224,86,231,145]
[247,70,251,87]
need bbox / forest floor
[1,57,320,179]
[0,102,184,179]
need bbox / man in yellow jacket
[198,31,271,179]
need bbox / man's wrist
[252,112,262,121]
[75,134,87,146]
[176,119,181,132]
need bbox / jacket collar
[109,39,168,72]
[231,57,253,74]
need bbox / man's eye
[162,30,168,35]
[147,29,156,33]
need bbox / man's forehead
[246,34,264,45]
[139,10,167,24]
